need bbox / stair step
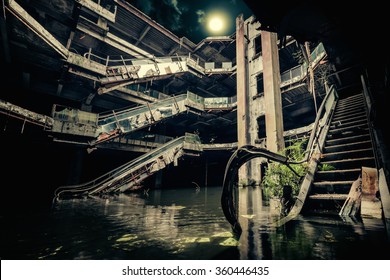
[321,148,373,161]
[333,107,365,118]
[304,197,345,214]
[325,133,370,146]
[335,99,364,107]
[309,193,348,200]
[332,111,366,122]
[339,94,364,104]
[307,194,348,211]
[315,168,361,181]
[331,114,366,126]
[324,140,372,154]
[336,99,364,108]
[336,102,364,111]
[303,209,341,216]
[327,124,368,139]
[312,181,355,194]
[330,118,367,130]
[338,95,363,101]
[321,156,375,169]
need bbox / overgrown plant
[261,139,308,199]
[317,163,335,171]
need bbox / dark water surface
[2,187,389,259]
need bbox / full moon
[208,17,224,32]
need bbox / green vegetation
[261,139,308,199]
[317,163,335,171]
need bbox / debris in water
[116,234,138,242]
[164,205,186,210]
[241,214,255,219]
[182,237,210,243]
[212,232,233,238]
[219,237,239,247]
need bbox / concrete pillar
[0,18,11,64]
[204,159,208,188]
[155,170,163,188]
[67,148,85,185]
[236,15,267,186]
[236,14,250,185]
[261,31,285,153]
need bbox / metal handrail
[303,84,338,162]
[98,94,187,122]
[280,43,327,87]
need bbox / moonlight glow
[206,12,229,34]
[208,17,224,32]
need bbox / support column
[236,14,250,185]
[155,170,163,188]
[0,18,11,64]
[261,31,285,153]
[204,159,208,188]
[67,148,85,185]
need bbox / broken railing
[54,133,201,199]
[0,98,54,129]
[94,94,187,144]
[280,43,326,88]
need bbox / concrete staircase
[304,93,376,215]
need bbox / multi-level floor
[0,0,332,198]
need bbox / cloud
[136,0,152,14]
[131,0,206,42]
[169,0,181,14]
[132,0,184,31]
[196,10,206,24]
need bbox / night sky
[128,0,253,43]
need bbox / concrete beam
[75,0,116,23]
[77,24,152,58]
[110,88,155,104]
[67,52,107,75]
[135,25,151,46]
[114,0,194,53]
[0,98,54,128]
[6,0,69,59]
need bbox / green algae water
[1,187,389,259]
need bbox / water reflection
[49,187,238,260]
[1,186,389,260]
[237,187,390,259]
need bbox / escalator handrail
[98,94,187,124]
[54,136,186,198]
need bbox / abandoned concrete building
[1,0,389,238]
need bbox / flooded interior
[2,186,389,260]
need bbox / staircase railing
[304,84,339,162]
